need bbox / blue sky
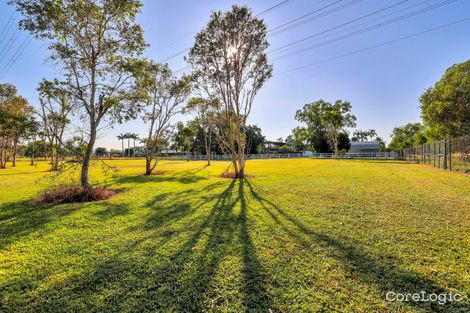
[1,0,469,149]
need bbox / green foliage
[12,0,147,186]
[245,125,265,154]
[420,59,470,140]
[352,129,377,142]
[375,136,387,152]
[0,83,34,168]
[389,123,427,150]
[294,99,355,155]
[188,5,272,177]
[95,147,108,156]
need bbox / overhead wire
[276,16,470,75]
[271,0,456,60]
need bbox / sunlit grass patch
[0,158,469,312]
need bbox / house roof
[349,141,381,152]
[350,141,380,148]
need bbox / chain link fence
[169,152,397,161]
[397,136,470,172]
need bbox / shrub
[38,185,115,203]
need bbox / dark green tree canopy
[389,122,427,151]
[294,99,355,154]
[420,59,470,140]
[352,129,377,142]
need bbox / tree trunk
[204,132,211,166]
[334,139,339,159]
[127,138,130,157]
[81,125,97,189]
[145,156,152,175]
[121,140,124,157]
[44,138,48,161]
[30,139,35,166]
[50,146,57,171]
[12,141,17,167]
[235,126,245,179]
[0,146,7,169]
[237,149,245,179]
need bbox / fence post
[422,144,424,164]
[443,140,447,170]
[438,142,441,169]
[448,139,452,171]
[433,142,436,168]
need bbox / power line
[0,36,33,80]
[277,17,470,75]
[293,0,435,49]
[271,0,456,60]
[0,11,17,47]
[172,0,456,75]
[268,0,362,36]
[0,27,21,63]
[160,0,296,63]
[255,0,294,17]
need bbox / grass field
[0,158,469,312]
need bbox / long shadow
[244,179,469,312]
[115,170,207,185]
[134,181,225,232]
[92,202,131,220]
[135,179,272,312]
[0,200,81,251]
[238,179,272,311]
[7,180,235,312]
[10,179,274,312]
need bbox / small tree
[175,121,197,162]
[37,79,72,171]
[352,129,377,142]
[134,61,192,175]
[294,99,355,156]
[294,105,330,153]
[0,83,33,168]
[95,147,108,156]
[117,133,126,157]
[14,0,146,189]
[389,123,427,151]
[320,100,356,158]
[185,98,218,165]
[188,5,272,178]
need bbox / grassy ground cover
[0,158,469,312]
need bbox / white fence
[168,152,398,161]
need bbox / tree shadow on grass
[115,164,211,186]
[244,179,469,312]
[238,179,272,311]
[92,202,131,220]
[0,200,82,251]
[115,171,207,185]
[7,180,274,312]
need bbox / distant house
[349,141,381,153]
[263,141,284,153]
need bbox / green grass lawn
[0,158,469,312]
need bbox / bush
[38,185,115,203]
